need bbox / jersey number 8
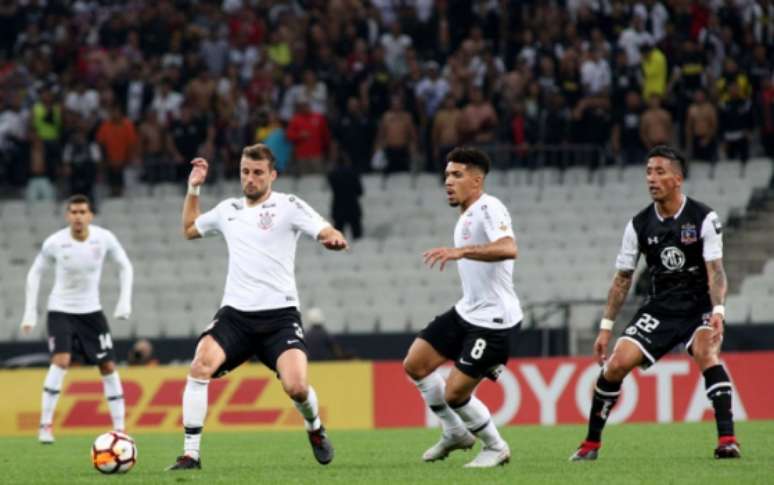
[470,338,487,360]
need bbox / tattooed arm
[594,269,634,364]
[706,258,727,339]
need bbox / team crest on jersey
[680,223,697,244]
[258,211,275,230]
[462,220,472,240]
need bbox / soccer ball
[91,431,137,474]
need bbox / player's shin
[450,396,506,450]
[413,372,466,435]
[182,376,209,460]
[293,385,322,431]
[703,365,734,438]
[40,364,66,426]
[101,371,125,431]
[586,372,622,443]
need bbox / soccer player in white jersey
[167,144,349,471]
[20,194,134,444]
[403,147,522,468]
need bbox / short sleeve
[481,199,515,242]
[615,220,640,270]
[194,203,223,237]
[288,195,329,239]
[701,211,723,261]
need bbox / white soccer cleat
[463,443,510,468]
[422,431,476,462]
[38,424,54,444]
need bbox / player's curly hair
[446,146,491,175]
[647,145,688,178]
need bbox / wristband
[600,318,614,331]
[712,305,725,318]
[187,184,201,196]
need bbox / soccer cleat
[569,440,601,461]
[308,426,334,465]
[463,443,510,468]
[166,455,201,470]
[714,437,741,459]
[422,431,476,462]
[38,424,54,444]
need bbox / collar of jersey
[654,194,686,222]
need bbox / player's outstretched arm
[20,253,50,334]
[594,269,634,364]
[423,236,517,272]
[706,258,727,340]
[318,226,349,251]
[109,236,134,320]
[182,157,209,240]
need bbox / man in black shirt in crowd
[570,146,740,461]
[167,104,214,182]
[334,97,375,174]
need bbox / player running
[570,145,741,461]
[403,147,521,468]
[167,144,348,471]
[21,194,134,444]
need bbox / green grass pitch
[2,421,772,484]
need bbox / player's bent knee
[189,357,217,380]
[282,381,308,402]
[603,357,631,382]
[403,357,431,381]
[444,387,471,408]
[98,361,115,375]
[51,355,71,369]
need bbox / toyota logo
[660,246,685,270]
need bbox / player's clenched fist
[189,157,209,187]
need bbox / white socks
[413,372,466,436]
[182,376,209,460]
[101,372,125,431]
[293,385,321,431]
[40,364,66,426]
[452,396,506,449]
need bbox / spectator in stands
[186,69,217,116]
[715,57,751,103]
[286,95,331,174]
[256,109,291,173]
[431,94,462,170]
[115,62,154,124]
[63,80,100,129]
[759,76,774,159]
[580,48,611,96]
[459,86,498,145]
[138,109,168,184]
[151,78,183,126]
[96,104,139,197]
[612,90,646,165]
[376,94,418,173]
[618,15,654,67]
[685,88,719,162]
[381,20,412,78]
[31,83,63,189]
[167,102,214,181]
[719,82,754,162]
[304,307,350,361]
[328,155,363,241]
[640,94,673,150]
[334,97,375,174]
[0,90,28,188]
[641,41,668,101]
[63,119,100,203]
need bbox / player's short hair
[646,145,687,178]
[446,146,491,175]
[66,194,92,211]
[242,143,276,170]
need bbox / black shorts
[418,307,517,381]
[200,306,308,378]
[619,301,712,368]
[47,311,115,365]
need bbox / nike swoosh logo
[286,339,300,345]
[227,217,236,221]
[458,358,472,365]
[96,352,107,359]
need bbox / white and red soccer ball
[91,431,137,474]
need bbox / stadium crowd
[0,0,773,202]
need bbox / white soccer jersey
[23,225,133,319]
[195,192,330,312]
[453,193,523,329]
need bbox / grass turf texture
[1,421,772,484]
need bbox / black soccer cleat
[166,455,202,470]
[307,426,334,465]
[714,437,741,459]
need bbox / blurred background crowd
[0,0,773,203]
